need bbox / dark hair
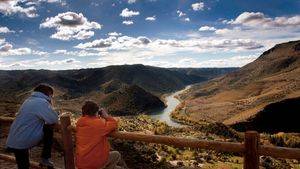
[34,83,54,97]
[82,101,99,116]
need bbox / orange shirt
[76,116,118,169]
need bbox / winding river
[150,86,190,127]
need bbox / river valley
[150,86,190,127]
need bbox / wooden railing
[0,115,300,169]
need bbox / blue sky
[0,0,299,69]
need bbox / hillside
[0,64,236,98]
[0,64,235,116]
[102,85,165,115]
[231,97,300,133]
[175,40,300,132]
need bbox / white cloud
[53,49,107,57]
[191,2,204,11]
[0,39,31,56]
[153,38,263,51]
[212,12,300,50]
[120,8,140,17]
[215,28,231,34]
[177,10,186,17]
[0,38,49,57]
[0,0,38,18]
[0,26,15,33]
[40,12,101,41]
[184,18,190,22]
[199,26,216,31]
[32,50,49,56]
[177,10,190,22]
[75,36,152,50]
[0,0,65,18]
[0,57,81,70]
[53,49,68,54]
[108,32,122,36]
[75,37,114,49]
[0,39,5,45]
[0,46,31,56]
[227,12,300,28]
[122,20,134,25]
[35,58,80,66]
[75,35,263,55]
[0,43,13,52]
[145,16,156,21]
[40,0,62,3]
[128,0,137,4]
[174,55,258,68]
[0,38,263,69]
[25,0,66,6]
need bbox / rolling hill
[0,64,236,116]
[176,40,300,132]
[101,85,165,115]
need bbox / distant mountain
[0,64,236,98]
[178,40,300,132]
[169,67,237,80]
[0,64,236,116]
[101,85,165,115]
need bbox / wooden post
[60,115,75,169]
[244,131,259,169]
[0,120,2,138]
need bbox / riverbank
[149,86,191,127]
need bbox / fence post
[244,131,259,169]
[0,121,2,138]
[60,114,75,169]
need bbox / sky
[0,0,299,70]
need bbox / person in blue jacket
[6,83,59,169]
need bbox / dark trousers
[9,124,54,169]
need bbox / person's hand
[99,108,109,119]
[114,117,120,122]
[57,109,62,115]
[54,108,61,115]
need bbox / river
[150,86,190,127]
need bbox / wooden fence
[0,115,299,169]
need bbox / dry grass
[178,41,300,127]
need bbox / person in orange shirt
[76,101,128,169]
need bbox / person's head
[34,83,54,97]
[82,101,99,116]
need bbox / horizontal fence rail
[1,115,300,169]
[110,131,245,153]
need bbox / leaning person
[76,101,128,169]
[6,83,59,169]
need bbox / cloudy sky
[0,0,299,70]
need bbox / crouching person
[6,84,58,169]
[76,101,128,169]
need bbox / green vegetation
[112,115,244,168]
[111,115,299,168]
[268,132,300,148]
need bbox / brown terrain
[175,40,300,132]
[0,65,235,117]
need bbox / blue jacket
[6,92,58,149]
